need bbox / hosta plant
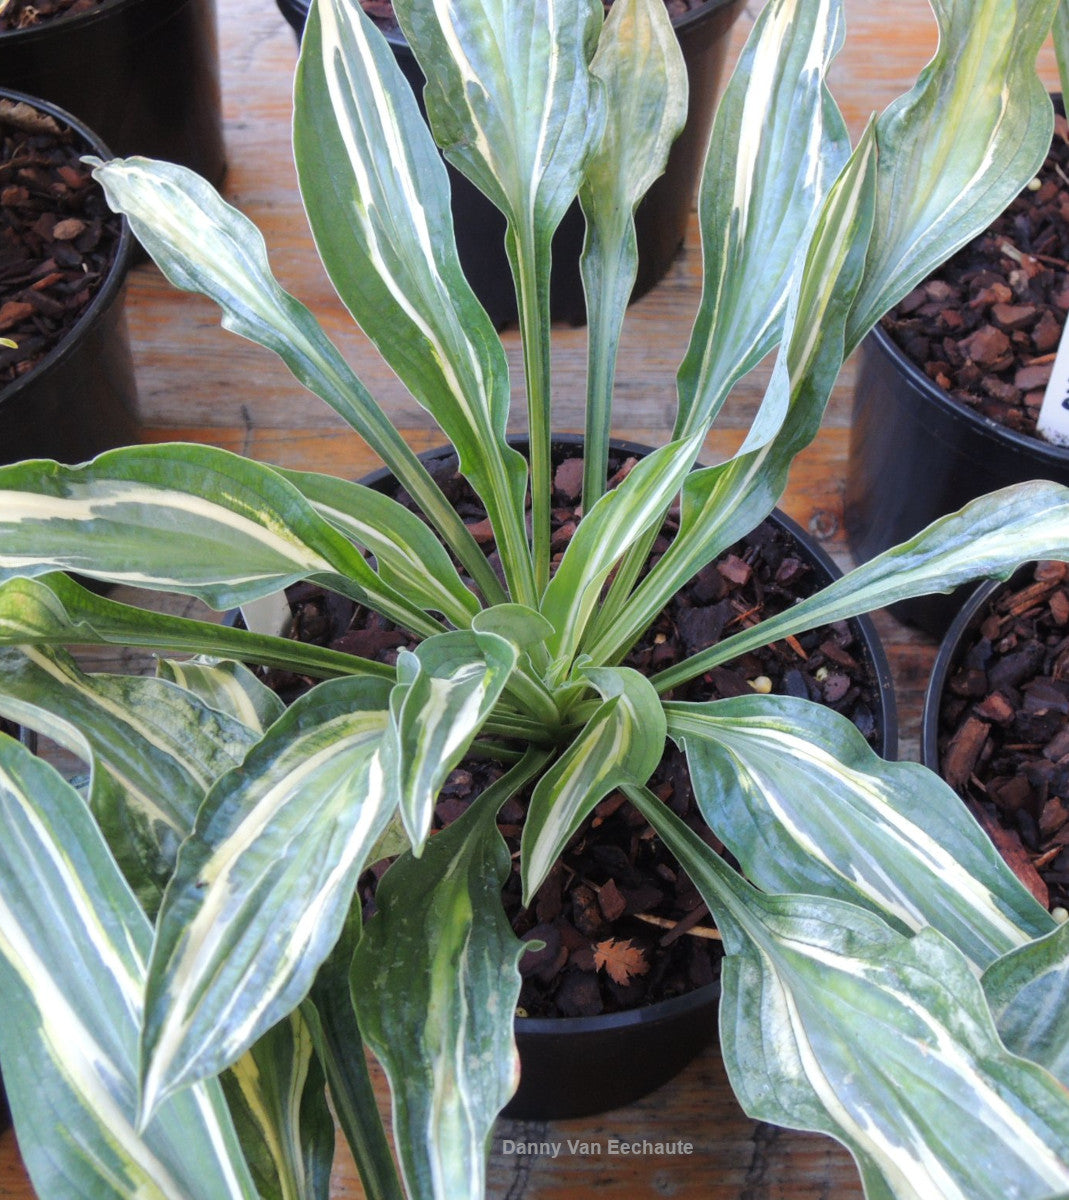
[2,0,1069,1196]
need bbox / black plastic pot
[0,0,225,186]
[360,435,898,1119]
[276,0,745,326]
[0,91,139,466]
[844,325,1069,637]
[919,569,1025,775]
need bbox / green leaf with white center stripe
[0,573,394,683]
[0,733,258,1200]
[140,676,393,1119]
[89,155,504,607]
[983,922,1069,1089]
[846,0,1059,351]
[394,0,602,256]
[578,0,687,508]
[666,695,1055,969]
[382,630,518,853]
[627,784,1069,1200]
[277,467,480,628]
[654,481,1069,692]
[520,666,664,903]
[352,756,545,1200]
[587,129,877,668]
[0,645,258,917]
[220,1012,333,1200]
[675,0,850,439]
[156,657,286,733]
[540,434,702,672]
[0,444,440,636]
[295,0,534,608]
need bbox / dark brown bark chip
[937,562,1069,912]
[0,99,121,385]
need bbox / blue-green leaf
[0,445,441,636]
[352,758,544,1200]
[520,666,664,902]
[675,0,850,437]
[0,734,258,1200]
[295,0,534,608]
[382,630,518,853]
[984,921,1069,1090]
[141,677,393,1118]
[0,645,257,916]
[221,1013,333,1200]
[846,0,1060,349]
[628,784,1069,1200]
[667,695,1055,968]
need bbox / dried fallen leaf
[593,937,649,986]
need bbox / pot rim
[0,0,186,41]
[920,567,1033,773]
[868,317,1069,468]
[0,88,135,411]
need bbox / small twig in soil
[633,912,722,942]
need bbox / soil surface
[935,561,1069,913]
[881,108,1069,443]
[0,99,121,385]
[265,445,885,1018]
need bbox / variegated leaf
[587,129,877,667]
[666,695,1055,968]
[0,645,257,915]
[351,757,545,1200]
[156,656,287,733]
[382,630,517,852]
[983,922,1069,1089]
[303,907,403,1200]
[520,666,665,902]
[141,676,393,1118]
[295,0,534,608]
[394,0,602,254]
[0,445,440,636]
[0,734,258,1200]
[89,156,504,607]
[627,784,1069,1200]
[578,0,687,508]
[221,1012,333,1200]
[0,572,393,682]
[277,467,480,628]
[540,434,703,673]
[846,0,1058,350]
[675,0,850,438]
[654,481,1069,691]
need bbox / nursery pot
[920,571,1013,776]
[920,563,1069,918]
[0,0,225,186]
[355,434,898,1119]
[845,325,1069,637]
[275,0,746,327]
[0,91,139,465]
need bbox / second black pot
[845,323,1069,637]
[0,91,139,466]
[0,0,226,186]
[277,0,746,327]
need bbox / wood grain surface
[0,0,1062,1195]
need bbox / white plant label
[1037,312,1069,446]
